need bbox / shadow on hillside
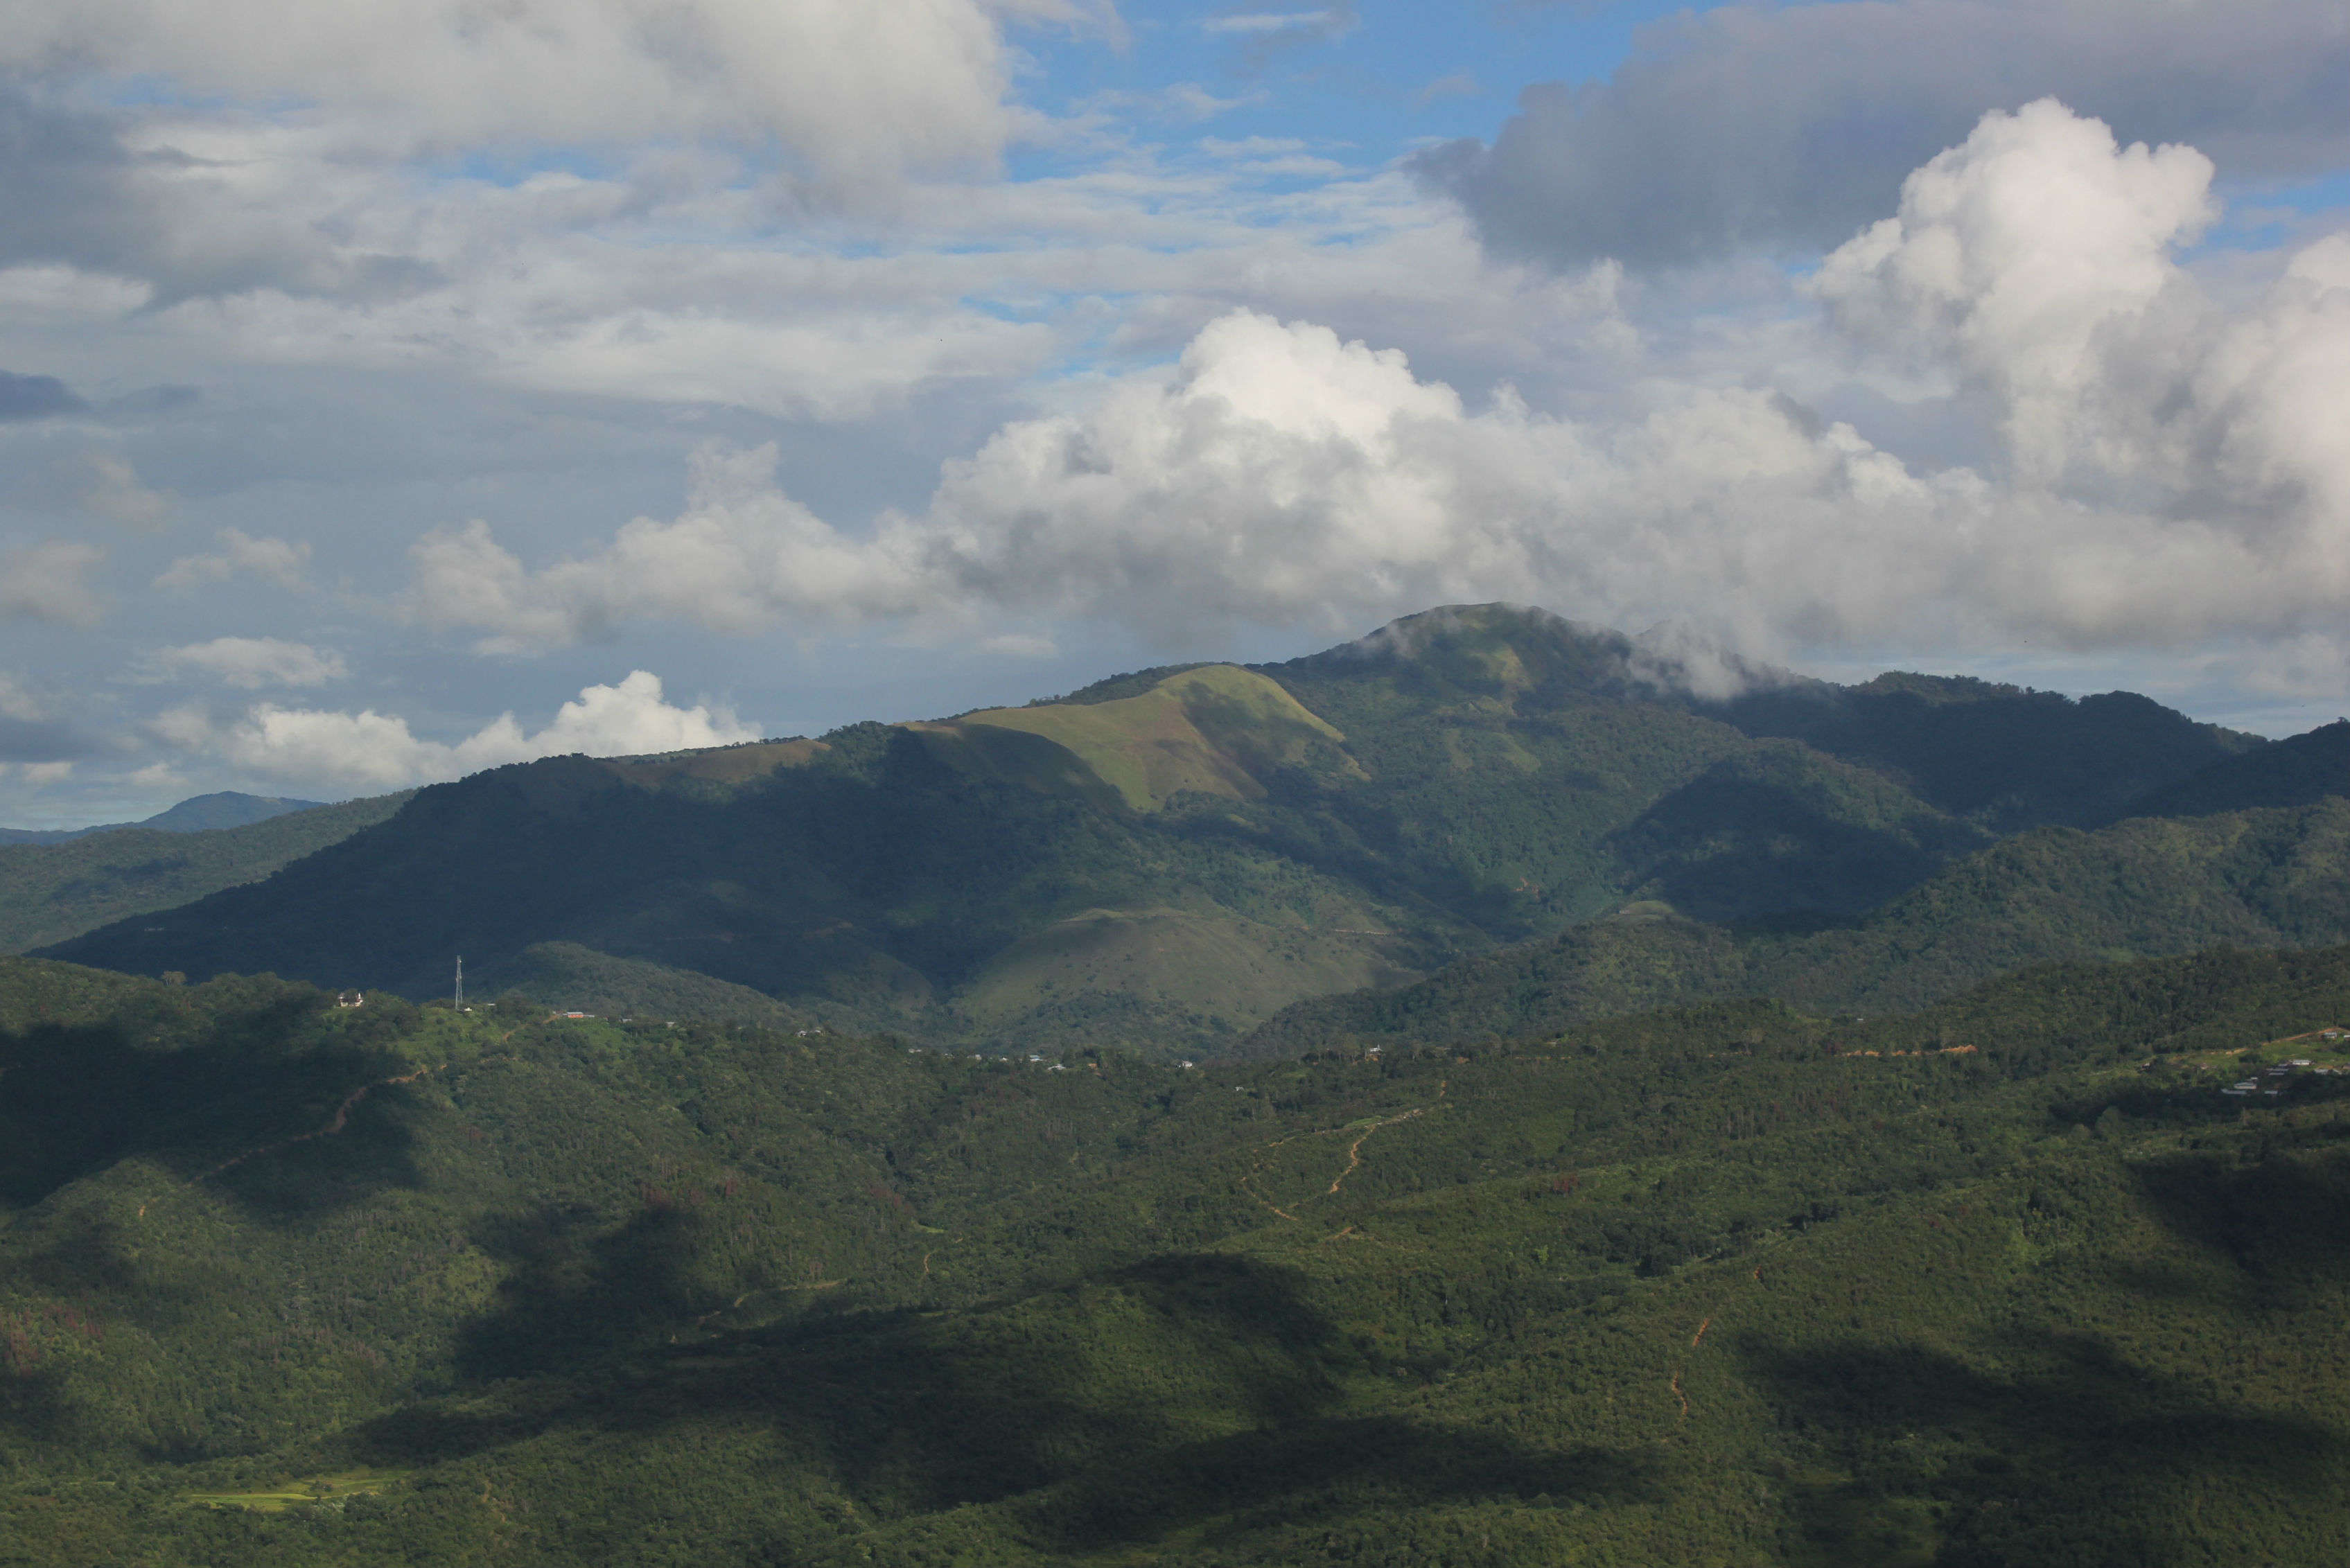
[0,1012,423,1215]
[1742,1328,2339,1566]
[376,1249,1655,1548]
[2131,1145,2350,1298]
[1609,764,1984,924]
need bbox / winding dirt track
[135,1065,442,1218]
[1326,1108,1426,1195]
[1238,1093,1439,1222]
[201,1067,439,1181]
[1669,1267,1766,1422]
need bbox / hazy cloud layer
[147,637,347,689]
[0,540,105,625]
[155,529,310,594]
[0,368,82,420]
[1424,0,2350,268]
[5,0,1094,182]
[0,672,95,762]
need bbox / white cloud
[1424,0,2350,269]
[0,675,42,722]
[394,100,2350,672]
[155,528,311,593]
[403,309,1945,649]
[0,540,105,624]
[79,449,172,529]
[1202,10,1340,35]
[161,671,759,791]
[5,0,1099,186]
[1413,71,1480,109]
[978,632,1060,658]
[1815,100,2216,480]
[147,637,348,689]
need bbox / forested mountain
[0,792,411,954]
[8,948,2350,1565]
[0,791,326,846]
[35,606,2280,1053]
[1247,797,2350,1055]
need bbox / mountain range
[35,604,2340,1056]
[0,791,325,845]
[12,604,2350,1565]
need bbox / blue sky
[1,0,2347,824]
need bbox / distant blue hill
[0,791,326,845]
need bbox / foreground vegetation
[8,945,2350,1565]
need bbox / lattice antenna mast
[455,955,464,1010]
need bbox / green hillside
[8,948,2350,1563]
[1247,798,2350,1055]
[2128,717,2350,818]
[0,792,412,954]
[37,607,2272,1052]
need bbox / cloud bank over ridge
[403,105,2350,684]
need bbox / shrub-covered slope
[8,949,2350,1563]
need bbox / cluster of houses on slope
[2221,1028,2350,1095]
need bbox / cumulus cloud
[146,637,348,689]
[4,0,1095,185]
[1814,100,2350,639]
[403,309,1949,649]
[1423,0,2350,269]
[398,105,2350,669]
[0,539,105,625]
[1816,100,2217,480]
[155,529,310,593]
[161,670,759,791]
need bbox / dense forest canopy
[8,945,2350,1564]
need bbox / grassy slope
[0,793,412,954]
[8,950,2350,1562]
[945,664,1351,811]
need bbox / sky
[2,0,2348,827]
